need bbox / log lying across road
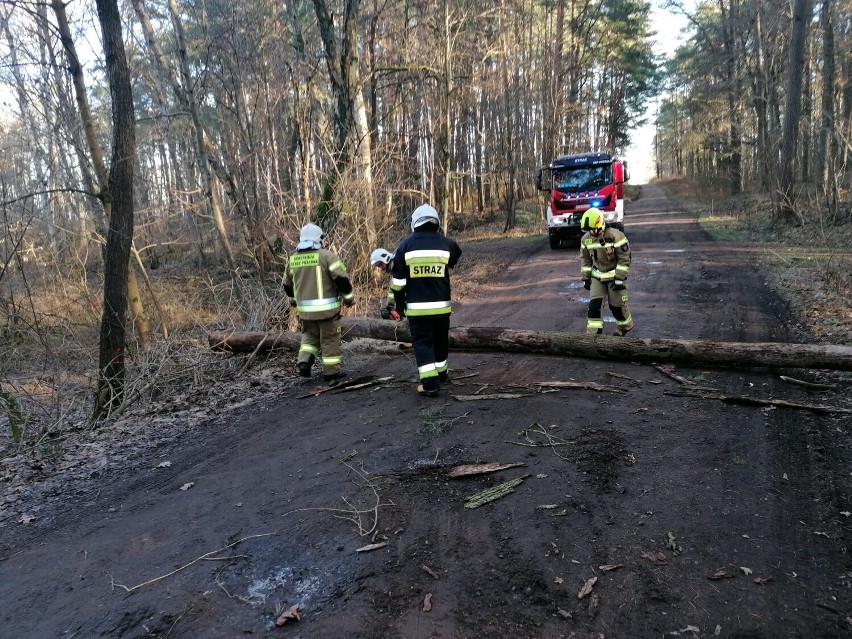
[208,318,852,371]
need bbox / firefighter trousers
[298,315,342,375]
[587,279,633,334]
[408,315,450,393]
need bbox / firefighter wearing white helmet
[410,203,441,231]
[391,204,462,397]
[579,207,633,335]
[284,223,355,382]
[370,248,400,320]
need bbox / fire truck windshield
[553,165,612,192]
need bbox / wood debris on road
[464,475,530,509]
[665,389,852,414]
[447,462,526,478]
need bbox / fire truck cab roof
[549,152,614,170]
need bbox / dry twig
[110,533,276,594]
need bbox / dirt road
[2,184,851,638]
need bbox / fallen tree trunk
[208,318,852,371]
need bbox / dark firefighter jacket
[391,230,462,317]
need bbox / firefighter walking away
[579,207,634,336]
[283,223,355,382]
[391,204,462,397]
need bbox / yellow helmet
[580,207,605,232]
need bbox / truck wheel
[549,235,561,250]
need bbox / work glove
[611,280,626,291]
[380,306,393,320]
[583,280,591,290]
[390,310,401,321]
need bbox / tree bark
[776,0,815,222]
[208,319,852,371]
[93,0,136,420]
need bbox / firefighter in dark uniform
[370,247,400,320]
[391,205,462,397]
[579,207,634,336]
[284,223,354,381]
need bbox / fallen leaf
[577,576,597,599]
[753,577,772,585]
[19,514,35,524]
[179,482,194,491]
[554,576,564,584]
[274,605,302,626]
[640,551,667,564]
[355,541,388,553]
[557,608,572,619]
[422,593,432,612]
[841,512,851,517]
[814,531,830,538]
[156,461,172,468]
[537,504,559,510]
[782,473,788,480]
[709,570,735,580]
[740,566,753,576]
[599,564,623,572]
[536,473,548,478]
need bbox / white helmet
[296,223,323,250]
[370,248,393,267]
[411,204,440,231]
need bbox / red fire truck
[536,152,629,249]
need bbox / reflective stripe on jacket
[391,230,462,317]
[283,248,352,320]
[580,228,631,283]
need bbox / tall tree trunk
[51,0,151,354]
[815,0,834,187]
[165,0,237,271]
[776,0,815,222]
[312,0,368,232]
[92,0,137,420]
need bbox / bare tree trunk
[165,0,237,270]
[815,0,834,187]
[51,0,151,355]
[208,322,852,372]
[312,0,368,232]
[92,0,136,420]
[776,0,815,222]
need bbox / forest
[0,0,849,430]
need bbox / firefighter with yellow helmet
[284,223,355,381]
[579,207,633,335]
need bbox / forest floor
[1,182,852,639]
